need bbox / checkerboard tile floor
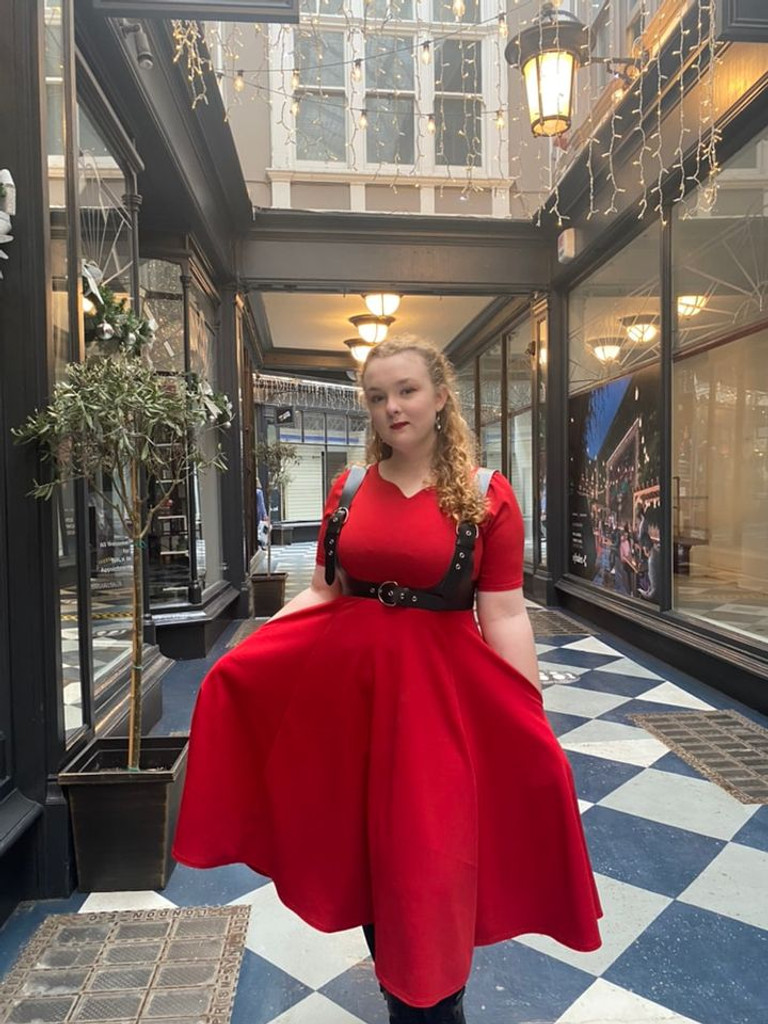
[2,554,767,1023]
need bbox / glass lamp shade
[363,293,401,317]
[349,314,395,344]
[344,338,376,363]
[677,294,707,318]
[591,340,622,363]
[620,315,658,343]
[523,51,576,137]
[506,4,588,139]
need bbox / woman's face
[362,351,447,455]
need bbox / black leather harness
[323,465,494,611]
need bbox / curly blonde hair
[361,337,488,524]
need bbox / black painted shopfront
[0,0,254,921]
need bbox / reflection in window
[674,126,768,353]
[434,40,482,167]
[365,35,415,165]
[569,220,660,394]
[46,0,84,742]
[506,319,533,566]
[479,342,502,473]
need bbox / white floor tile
[78,890,177,913]
[578,800,593,814]
[231,883,369,989]
[599,768,760,841]
[517,873,670,976]
[633,682,713,710]
[537,661,591,678]
[543,686,630,719]
[591,659,664,681]
[556,978,703,1023]
[560,637,623,657]
[678,842,768,931]
[269,993,367,1024]
[558,720,669,768]
[535,643,556,655]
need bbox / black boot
[422,987,467,1024]
[381,986,426,1023]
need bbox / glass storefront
[506,317,533,565]
[568,222,661,600]
[672,126,768,643]
[479,341,503,471]
[45,0,85,742]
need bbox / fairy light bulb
[495,108,505,129]
[497,12,508,39]
[351,58,363,82]
[291,68,300,90]
[427,113,436,134]
[233,70,245,93]
[452,0,466,18]
[421,41,432,65]
[359,108,368,129]
[291,96,300,116]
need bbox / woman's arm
[268,564,342,622]
[476,587,541,695]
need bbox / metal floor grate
[630,710,768,803]
[527,609,595,636]
[0,906,250,1024]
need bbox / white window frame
[268,0,507,182]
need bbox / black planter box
[250,571,287,616]
[58,736,188,892]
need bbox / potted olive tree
[13,332,231,891]
[251,439,299,615]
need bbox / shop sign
[92,0,300,23]
[717,0,768,41]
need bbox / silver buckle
[377,581,399,606]
[333,506,349,523]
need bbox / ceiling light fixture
[344,338,376,363]
[677,294,708,318]
[591,339,622,363]
[619,314,658,343]
[363,293,401,317]
[349,314,394,344]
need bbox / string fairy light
[176,1,724,224]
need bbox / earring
[435,411,442,432]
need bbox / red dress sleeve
[476,472,525,592]
[315,468,351,566]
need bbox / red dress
[173,465,602,1007]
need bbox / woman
[173,338,602,1022]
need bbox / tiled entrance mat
[630,710,768,804]
[0,905,250,1023]
[528,609,595,636]
[227,618,268,648]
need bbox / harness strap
[325,465,496,608]
[323,465,367,586]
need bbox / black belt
[343,576,475,611]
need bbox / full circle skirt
[173,598,602,1007]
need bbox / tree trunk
[128,456,143,771]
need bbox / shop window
[674,130,768,353]
[568,221,661,600]
[672,127,768,645]
[535,313,548,569]
[479,342,502,473]
[77,100,136,694]
[506,318,534,567]
[45,0,86,743]
[455,361,476,442]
